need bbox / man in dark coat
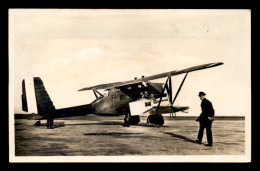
[195,91,215,146]
[46,105,55,129]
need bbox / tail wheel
[147,115,164,126]
[34,120,41,126]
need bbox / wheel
[129,115,140,125]
[35,120,41,126]
[146,115,164,126]
[147,115,151,125]
[157,114,164,126]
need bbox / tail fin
[21,79,28,112]
[33,77,55,115]
[21,77,55,115]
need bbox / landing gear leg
[122,114,130,127]
[147,116,151,125]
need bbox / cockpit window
[145,102,151,107]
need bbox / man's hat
[198,91,206,96]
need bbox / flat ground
[15,115,245,156]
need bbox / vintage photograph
[9,9,251,162]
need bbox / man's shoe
[195,139,202,144]
[204,144,213,147]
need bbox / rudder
[21,77,55,115]
[33,77,55,115]
[21,79,28,112]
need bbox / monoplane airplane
[21,62,223,126]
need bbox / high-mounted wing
[78,62,223,91]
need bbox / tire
[146,115,164,126]
[35,121,41,126]
[129,115,140,125]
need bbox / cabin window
[145,102,151,107]
[120,95,126,100]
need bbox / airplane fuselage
[91,82,164,115]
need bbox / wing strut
[155,72,189,114]
[166,76,173,105]
[155,77,170,114]
[172,72,188,105]
[93,89,104,99]
[93,89,98,98]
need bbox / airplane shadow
[53,125,65,128]
[65,121,169,128]
[65,121,123,126]
[161,131,196,144]
[84,132,142,136]
[37,122,65,129]
[37,125,65,129]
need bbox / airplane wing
[78,62,223,91]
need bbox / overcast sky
[9,9,251,116]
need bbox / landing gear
[122,114,140,127]
[129,115,140,125]
[122,114,130,127]
[170,113,176,118]
[147,114,164,126]
[34,120,41,126]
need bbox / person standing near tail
[195,91,215,146]
[46,105,55,129]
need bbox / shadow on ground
[84,132,142,136]
[161,131,196,143]
[63,121,169,128]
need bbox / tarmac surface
[15,115,245,156]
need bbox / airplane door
[111,93,117,114]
